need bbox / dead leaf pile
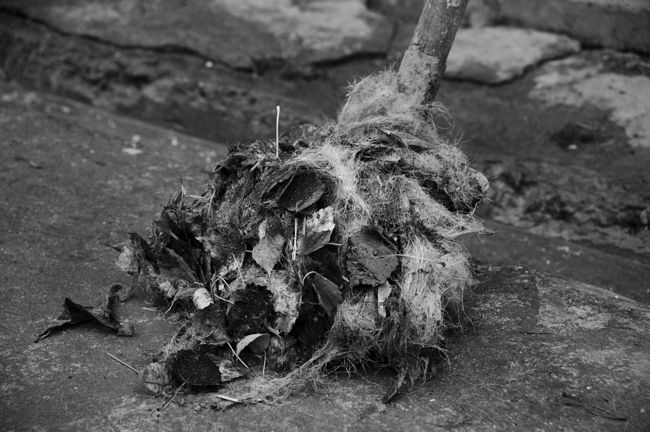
[40,70,488,403]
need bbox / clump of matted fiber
[122,70,488,403]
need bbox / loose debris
[105,352,139,374]
[120,70,489,402]
[43,70,488,403]
[35,284,134,342]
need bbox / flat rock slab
[0,0,392,69]
[1,82,649,431]
[381,0,650,54]
[496,0,650,54]
[445,27,580,84]
[530,55,650,148]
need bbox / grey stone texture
[369,0,650,54]
[445,26,580,83]
[0,0,393,68]
[1,82,648,430]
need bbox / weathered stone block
[497,0,650,54]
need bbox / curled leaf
[307,273,342,316]
[35,284,134,342]
[297,206,335,255]
[262,168,326,212]
[235,333,270,356]
[252,228,285,274]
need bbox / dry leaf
[308,273,342,316]
[142,362,170,395]
[252,232,285,273]
[347,227,398,287]
[35,285,134,342]
[235,333,270,355]
[297,206,335,255]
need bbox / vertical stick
[275,105,281,158]
[397,0,468,105]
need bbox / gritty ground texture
[0,1,649,429]
[1,85,648,431]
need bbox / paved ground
[1,82,648,431]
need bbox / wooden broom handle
[397,0,468,105]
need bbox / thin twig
[214,293,234,304]
[227,342,250,370]
[211,276,235,304]
[520,331,554,335]
[213,393,241,403]
[163,296,179,316]
[382,254,446,265]
[275,105,281,159]
[292,217,298,260]
[105,352,139,374]
[233,253,245,282]
[249,150,272,172]
[262,351,267,376]
[265,324,281,337]
[159,382,186,413]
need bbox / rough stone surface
[4,12,649,261]
[372,0,650,54]
[2,10,650,295]
[365,0,426,23]
[497,0,650,54]
[462,220,650,304]
[445,27,580,84]
[1,83,649,431]
[435,50,650,262]
[482,160,650,256]
[0,13,342,143]
[531,55,650,148]
[0,0,393,68]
